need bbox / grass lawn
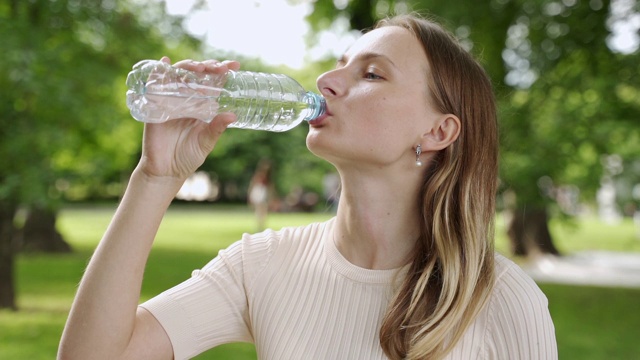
[1,203,639,359]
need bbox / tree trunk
[17,207,71,253]
[0,201,18,310]
[507,206,561,257]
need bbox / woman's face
[306,26,442,170]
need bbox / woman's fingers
[195,112,237,158]
[169,58,241,75]
[212,112,237,128]
[203,59,241,72]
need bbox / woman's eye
[364,72,383,80]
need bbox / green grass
[540,284,640,359]
[1,204,639,359]
[493,212,640,255]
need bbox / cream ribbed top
[141,218,557,359]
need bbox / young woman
[59,14,557,360]
[247,158,274,231]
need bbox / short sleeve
[140,231,277,360]
[485,255,558,360]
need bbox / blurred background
[1,0,639,359]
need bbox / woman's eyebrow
[337,52,398,69]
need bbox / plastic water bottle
[125,59,326,132]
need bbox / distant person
[59,14,557,360]
[248,159,273,231]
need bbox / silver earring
[415,145,423,167]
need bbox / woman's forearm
[59,59,238,359]
[58,168,183,359]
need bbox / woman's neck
[332,168,423,270]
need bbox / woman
[248,158,274,231]
[59,14,557,360]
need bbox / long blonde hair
[377,15,499,359]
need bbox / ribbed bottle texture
[126,60,325,132]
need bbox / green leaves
[0,0,193,205]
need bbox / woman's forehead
[343,26,427,69]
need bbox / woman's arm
[58,58,240,360]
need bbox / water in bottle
[126,60,325,132]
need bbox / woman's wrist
[127,167,186,202]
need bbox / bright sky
[608,0,640,53]
[163,0,353,69]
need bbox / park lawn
[1,203,639,359]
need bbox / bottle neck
[303,92,326,121]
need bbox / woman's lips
[309,107,332,127]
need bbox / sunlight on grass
[2,203,639,360]
[494,212,640,256]
[549,216,640,253]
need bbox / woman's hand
[137,56,241,182]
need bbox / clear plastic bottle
[125,59,326,132]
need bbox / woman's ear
[422,114,461,151]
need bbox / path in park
[522,251,640,288]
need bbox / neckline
[323,218,409,285]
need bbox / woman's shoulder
[240,217,335,252]
[492,252,548,306]
[481,253,557,359]
[235,217,335,268]
[234,217,335,290]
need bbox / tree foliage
[0,0,201,309]
[0,0,200,206]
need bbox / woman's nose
[316,69,345,98]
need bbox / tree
[307,0,640,257]
[0,0,201,309]
[497,0,639,255]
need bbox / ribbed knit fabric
[141,218,557,359]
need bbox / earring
[415,145,423,167]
